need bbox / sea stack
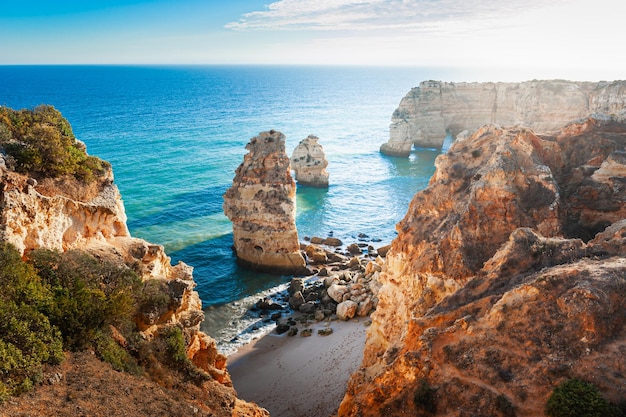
[223,130,307,274]
[290,135,329,187]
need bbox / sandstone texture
[223,130,307,274]
[0,166,130,255]
[381,79,626,156]
[290,134,329,187]
[339,115,626,416]
[0,139,267,416]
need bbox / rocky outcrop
[290,135,329,187]
[339,115,626,416]
[0,126,267,416]
[223,130,307,274]
[0,167,130,255]
[381,79,626,156]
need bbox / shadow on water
[169,233,292,308]
[295,184,331,233]
[127,184,228,230]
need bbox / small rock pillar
[290,135,329,187]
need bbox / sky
[0,0,624,79]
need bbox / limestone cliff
[290,135,329,187]
[223,130,307,274]
[339,116,626,416]
[381,79,626,156]
[0,114,267,416]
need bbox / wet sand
[227,318,369,417]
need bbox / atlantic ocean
[1,65,464,351]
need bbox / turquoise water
[1,65,458,350]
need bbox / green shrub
[29,249,141,350]
[137,279,172,325]
[161,326,209,385]
[93,330,142,375]
[0,243,64,401]
[0,105,109,182]
[164,326,188,365]
[546,378,617,417]
[0,241,206,400]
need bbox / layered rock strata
[290,135,329,187]
[339,115,626,416]
[381,79,626,156]
[0,145,267,416]
[223,130,307,274]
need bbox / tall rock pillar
[223,130,307,274]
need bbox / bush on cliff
[29,249,141,350]
[0,105,110,182]
[545,378,624,417]
[0,243,64,402]
[0,243,210,402]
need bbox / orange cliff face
[338,116,626,417]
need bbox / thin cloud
[225,0,549,32]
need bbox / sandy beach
[227,317,369,417]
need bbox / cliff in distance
[339,115,626,416]
[381,79,626,156]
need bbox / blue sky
[1,0,624,78]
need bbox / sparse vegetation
[0,105,109,182]
[0,243,64,401]
[0,242,208,403]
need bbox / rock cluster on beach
[339,114,626,416]
[290,134,329,187]
[381,79,626,155]
[252,234,391,335]
[223,130,307,275]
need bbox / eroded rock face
[339,116,626,416]
[381,79,626,156]
[0,167,130,254]
[223,130,307,274]
[290,135,329,187]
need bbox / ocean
[1,65,466,353]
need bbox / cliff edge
[381,79,626,156]
[339,115,626,416]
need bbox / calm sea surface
[0,65,471,352]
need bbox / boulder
[336,300,358,321]
[305,244,328,264]
[327,283,349,303]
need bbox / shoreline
[227,316,369,417]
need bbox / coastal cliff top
[0,105,112,201]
